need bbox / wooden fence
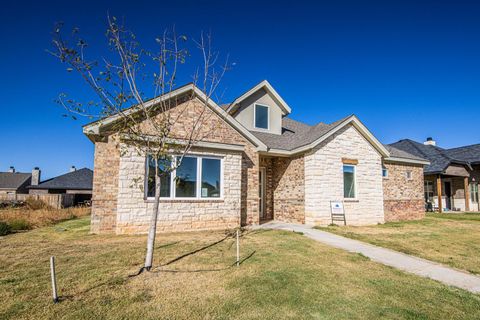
[0,193,75,209]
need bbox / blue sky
[1,0,479,179]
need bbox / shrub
[0,221,11,236]
[8,219,31,231]
[25,198,48,210]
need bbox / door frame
[259,167,266,220]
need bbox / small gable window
[254,104,269,129]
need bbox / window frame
[253,103,270,130]
[343,164,357,199]
[145,154,224,200]
[382,168,388,178]
[424,180,434,202]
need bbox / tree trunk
[144,157,161,271]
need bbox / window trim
[145,154,224,200]
[382,168,388,178]
[253,103,270,130]
[343,164,357,199]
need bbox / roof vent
[70,166,76,172]
[8,166,15,173]
[424,137,436,146]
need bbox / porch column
[465,177,470,212]
[437,175,442,213]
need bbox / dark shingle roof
[445,144,480,164]
[388,139,472,173]
[29,168,93,190]
[251,116,350,151]
[383,145,428,162]
[0,172,31,190]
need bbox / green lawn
[1,216,480,319]
[319,212,480,274]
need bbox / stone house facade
[84,81,429,234]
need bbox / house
[28,167,93,205]
[389,138,480,212]
[83,80,429,234]
[0,167,36,194]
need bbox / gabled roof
[388,139,471,173]
[29,168,93,190]
[252,114,391,157]
[225,80,292,115]
[0,172,31,190]
[83,83,268,151]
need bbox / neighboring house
[389,138,480,212]
[0,167,35,194]
[28,167,93,205]
[84,80,429,234]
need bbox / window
[175,157,198,197]
[471,183,479,204]
[146,156,172,198]
[382,168,388,178]
[254,104,269,129]
[343,165,356,198]
[424,181,434,202]
[405,170,412,180]
[201,158,221,198]
[145,155,222,199]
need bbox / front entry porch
[258,155,306,224]
[425,172,479,213]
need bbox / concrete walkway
[256,221,480,294]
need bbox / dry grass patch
[0,217,479,319]
[0,206,90,231]
[319,212,480,274]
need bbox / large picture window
[343,165,356,198]
[254,104,269,129]
[146,156,172,198]
[145,155,222,199]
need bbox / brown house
[84,81,429,234]
[389,138,480,212]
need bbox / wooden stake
[50,256,58,303]
[236,229,240,267]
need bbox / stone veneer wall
[382,162,425,222]
[272,156,305,223]
[90,135,120,233]
[90,97,260,234]
[115,146,242,234]
[304,124,384,226]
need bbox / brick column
[465,177,470,212]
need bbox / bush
[25,198,48,210]
[8,219,31,231]
[0,221,11,236]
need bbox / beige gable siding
[232,89,283,135]
[304,124,384,226]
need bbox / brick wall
[90,97,260,234]
[91,135,120,233]
[382,161,425,222]
[304,124,384,226]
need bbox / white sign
[330,201,344,214]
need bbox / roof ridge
[447,143,480,151]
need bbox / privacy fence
[0,193,75,209]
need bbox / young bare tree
[50,16,230,273]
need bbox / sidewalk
[257,221,480,294]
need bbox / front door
[444,181,452,210]
[259,167,266,220]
